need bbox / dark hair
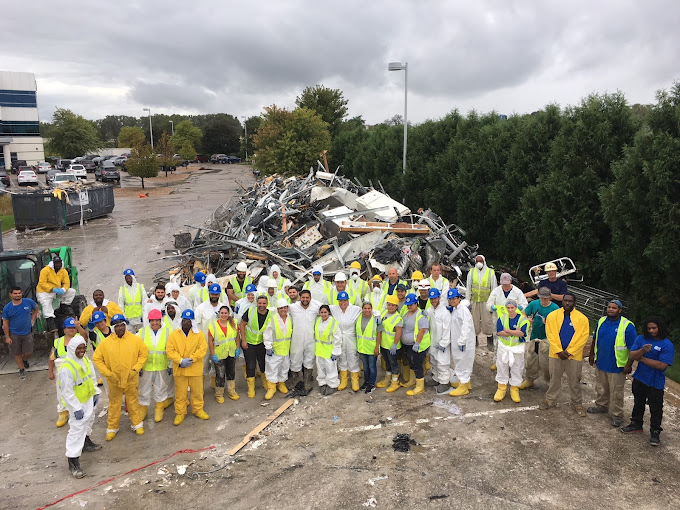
[288,286,299,293]
[10,286,21,293]
[93,289,104,296]
[218,305,236,328]
[300,289,311,297]
[563,292,577,303]
[257,295,269,303]
[319,304,331,314]
[155,283,166,291]
[643,316,669,340]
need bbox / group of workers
[2,256,674,480]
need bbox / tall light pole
[388,61,408,174]
[241,116,248,161]
[143,107,154,148]
[169,120,174,136]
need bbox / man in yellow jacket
[166,309,209,425]
[36,257,76,332]
[79,289,123,328]
[541,292,590,416]
[93,314,148,440]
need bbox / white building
[0,71,45,169]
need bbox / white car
[67,164,87,179]
[36,162,52,173]
[17,169,39,186]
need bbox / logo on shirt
[654,346,662,351]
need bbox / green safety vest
[231,276,253,301]
[270,316,292,356]
[314,317,338,359]
[245,309,270,345]
[209,320,238,359]
[123,286,144,319]
[58,357,96,406]
[411,309,431,352]
[54,336,88,358]
[198,287,227,304]
[163,315,176,330]
[398,304,407,317]
[470,268,494,302]
[140,326,170,371]
[382,279,407,296]
[92,328,109,348]
[350,279,369,300]
[428,276,449,290]
[499,313,530,347]
[273,276,287,291]
[356,316,378,355]
[369,292,386,312]
[594,316,633,368]
[380,311,403,350]
[326,287,357,305]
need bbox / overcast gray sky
[3,1,679,124]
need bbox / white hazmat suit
[329,303,362,373]
[287,299,322,372]
[449,300,477,385]
[428,301,452,385]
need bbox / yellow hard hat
[411,270,424,281]
[386,295,399,305]
[544,262,558,271]
[350,261,361,270]
[371,275,383,282]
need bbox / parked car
[224,155,242,164]
[51,173,78,187]
[111,156,127,166]
[36,162,52,173]
[95,165,120,183]
[12,160,27,172]
[83,154,100,161]
[210,154,226,164]
[0,169,10,187]
[56,159,72,171]
[80,160,96,173]
[18,169,39,186]
[173,155,190,167]
[45,169,60,185]
[67,164,87,179]
[193,154,210,163]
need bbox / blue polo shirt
[559,313,576,350]
[496,315,528,340]
[538,278,567,304]
[594,317,637,373]
[631,335,675,390]
[2,298,37,335]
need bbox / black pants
[380,346,399,375]
[244,343,266,378]
[631,378,664,431]
[403,345,429,379]
[213,357,236,387]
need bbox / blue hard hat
[209,283,222,294]
[428,288,441,299]
[181,309,195,320]
[312,270,322,275]
[404,293,418,305]
[447,288,461,299]
[110,314,129,325]
[123,269,134,276]
[194,271,206,283]
[337,291,349,301]
[91,311,106,323]
[245,283,257,293]
[63,317,76,328]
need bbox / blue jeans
[360,353,378,385]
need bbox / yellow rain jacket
[37,265,71,293]
[93,330,148,389]
[167,328,207,377]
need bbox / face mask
[476,262,483,270]
[373,287,381,294]
[351,273,359,281]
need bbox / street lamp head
[388,62,406,71]
[143,107,150,112]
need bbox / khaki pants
[471,301,493,337]
[524,340,550,382]
[545,357,583,405]
[594,369,626,418]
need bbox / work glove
[167,367,173,376]
[93,395,99,407]
[518,305,525,311]
[266,349,274,357]
[179,358,193,368]
[330,354,338,361]
[412,342,420,352]
[210,354,219,364]
[234,348,241,358]
[74,409,84,420]
[491,305,497,311]
[459,344,466,352]
[436,345,446,353]
[389,344,397,356]
[53,288,65,296]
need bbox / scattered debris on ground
[392,433,418,452]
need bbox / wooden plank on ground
[227,398,295,456]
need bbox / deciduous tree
[46,108,101,158]
[126,143,158,188]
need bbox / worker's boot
[493,384,507,402]
[399,363,410,385]
[260,372,267,389]
[423,356,431,372]
[449,382,470,397]
[406,378,425,396]
[210,376,216,389]
[290,371,301,387]
[490,362,497,371]
[226,380,240,401]
[304,368,315,392]
[154,402,165,422]
[68,457,84,479]
[215,386,225,404]
[162,397,174,409]
[510,386,521,403]
[97,378,104,386]
[56,411,69,428]
[135,426,145,436]
[400,369,416,388]
[173,414,185,426]
[380,357,386,371]
[337,370,349,391]
[324,386,337,396]
[264,380,277,400]
[487,336,494,351]
[277,382,289,394]
[105,431,116,441]
[376,372,392,388]
[350,372,360,392]
[519,379,534,390]
[386,375,401,393]
[139,405,148,421]
[246,377,256,398]
[450,381,459,388]
[82,436,102,452]
[193,409,209,420]
[46,317,57,332]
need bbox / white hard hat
[236,262,248,272]
[267,279,277,289]
[276,298,289,309]
[418,279,431,290]
[334,272,347,282]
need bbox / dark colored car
[12,160,27,172]
[224,155,242,164]
[95,164,120,183]
[0,169,10,187]
[56,159,72,171]
[80,160,96,173]
[193,154,210,163]
[210,154,226,164]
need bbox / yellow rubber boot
[56,411,69,428]
[350,372,360,392]
[210,376,216,389]
[400,364,410,385]
[386,375,401,393]
[493,384,507,402]
[376,372,392,388]
[490,363,497,371]
[246,377,256,398]
[406,378,425,396]
[105,431,116,441]
[139,406,148,421]
[215,386,225,404]
[193,410,209,420]
[510,386,521,403]
[136,426,145,436]
[423,356,431,372]
[163,397,174,409]
[226,380,240,400]
[466,382,472,390]
[450,381,460,388]
[260,372,267,389]
[449,383,470,397]
[173,414,185,426]
[519,379,534,390]
[264,380,277,400]
[154,402,165,422]
[337,370,349,391]
[400,369,416,388]
[277,382,289,394]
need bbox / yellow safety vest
[350,279,369,300]
[380,311,403,349]
[499,313,530,347]
[140,326,170,371]
[412,310,431,352]
[471,268,494,302]
[326,287,357,305]
[54,336,88,357]
[271,316,292,356]
[123,286,143,319]
[369,292,386,312]
[209,320,238,359]
[245,309,270,345]
[428,276,449,290]
[594,316,633,368]
[92,328,109,348]
[356,316,378,355]
[231,276,253,301]
[58,358,96,406]
[314,317,338,359]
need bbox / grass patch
[1,215,14,231]
[0,194,12,215]
[666,347,680,383]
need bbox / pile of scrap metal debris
[159,169,479,287]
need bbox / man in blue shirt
[524,262,567,305]
[2,286,39,380]
[586,299,637,427]
[621,316,675,446]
